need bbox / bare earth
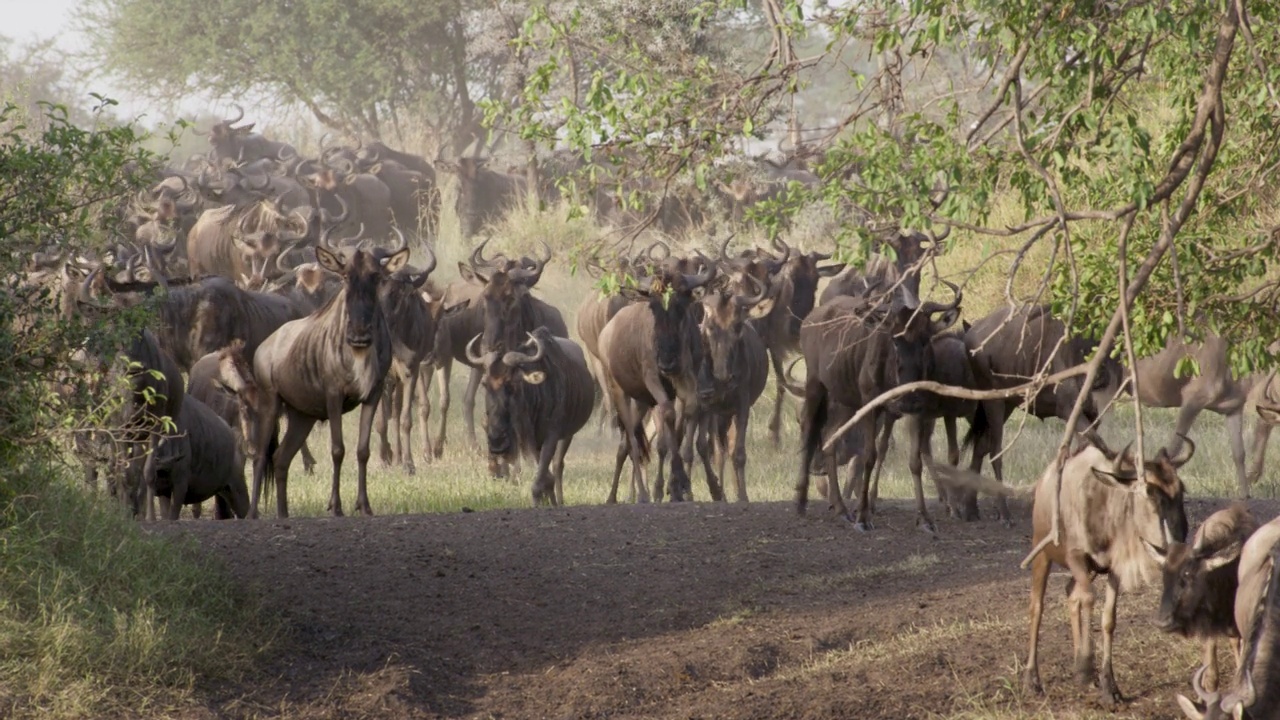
[154,496,1280,720]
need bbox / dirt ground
[153,496,1280,720]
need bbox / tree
[79,0,517,151]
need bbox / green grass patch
[0,465,276,718]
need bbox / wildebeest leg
[667,406,693,502]
[1065,551,1097,685]
[1024,549,1051,694]
[299,442,318,475]
[462,365,482,448]
[323,394,349,517]
[271,409,317,519]
[417,363,436,462]
[905,414,937,535]
[961,399,1004,522]
[376,379,396,466]
[1225,410,1248,498]
[767,347,787,448]
[851,416,876,531]
[795,379,828,516]
[608,427,629,504]
[399,363,420,475]
[868,413,895,514]
[531,439,559,506]
[729,411,748,503]
[1097,572,1122,705]
[1246,419,1273,495]
[353,399,378,516]
[432,359,452,458]
[694,415,724,502]
[1201,639,1221,693]
[552,437,571,506]
[939,416,960,512]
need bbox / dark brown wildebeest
[960,304,1122,522]
[441,156,529,239]
[186,197,310,284]
[1128,334,1271,499]
[794,282,961,531]
[1012,435,1194,707]
[430,249,569,454]
[203,104,298,165]
[248,231,411,518]
[690,276,773,502]
[367,245,453,474]
[1177,515,1280,719]
[1156,503,1257,693]
[735,236,845,448]
[467,328,594,504]
[599,259,717,503]
[143,393,250,521]
[297,158,394,240]
[356,142,440,237]
[818,229,938,304]
[714,157,818,226]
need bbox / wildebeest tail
[929,460,1033,499]
[801,389,828,466]
[261,431,278,497]
[632,420,651,465]
[962,401,990,454]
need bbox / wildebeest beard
[486,374,540,461]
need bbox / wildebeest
[793,282,961,531]
[692,277,773,501]
[741,237,845,448]
[297,158,394,240]
[467,327,594,504]
[248,230,411,518]
[1177,515,1280,719]
[203,105,299,165]
[186,197,310,284]
[442,156,530,239]
[429,248,569,455]
[144,393,250,521]
[1157,503,1258,693]
[960,304,1122,522]
[356,142,440,237]
[599,259,718,503]
[1128,334,1264,499]
[1019,435,1193,706]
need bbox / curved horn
[772,235,793,261]
[513,239,551,285]
[718,234,737,265]
[465,333,498,367]
[780,357,806,397]
[734,271,768,308]
[1192,665,1220,706]
[226,103,245,126]
[321,222,365,250]
[469,237,496,271]
[320,193,349,225]
[933,223,952,244]
[647,240,671,261]
[387,226,408,255]
[503,331,548,366]
[419,242,438,278]
[681,252,717,290]
[920,279,963,314]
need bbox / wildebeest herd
[22,109,1280,718]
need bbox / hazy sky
[1,0,82,46]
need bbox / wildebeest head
[768,237,845,324]
[469,239,551,352]
[315,228,410,349]
[879,281,962,414]
[467,329,551,461]
[1156,503,1255,636]
[1177,663,1254,719]
[622,256,717,376]
[205,104,253,162]
[1094,436,1195,562]
[378,242,437,315]
[234,198,310,290]
[697,273,773,400]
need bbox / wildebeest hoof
[852,519,873,532]
[405,464,416,476]
[1022,670,1043,695]
[1097,681,1122,708]
[918,518,938,536]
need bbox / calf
[1158,504,1258,692]
[145,394,249,520]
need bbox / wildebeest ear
[315,245,345,274]
[367,162,382,175]
[962,320,972,332]
[1201,542,1244,571]
[344,173,360,185]
[619,287,647,302]
[520,370,547,385]
[457,261,478,282]
[817,263,845,278]
[1175,693,1205,719]
[1091,466,1139,488]
[381,247,411,274]
[442,299,471,318]
[748,297,775,320]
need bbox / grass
[0,464,276,719]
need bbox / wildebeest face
[698,282,773,395]
[1093,440,1194,559]
[1156,540,1241,634]
[316,244,409,349]
[470,333,546,459]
